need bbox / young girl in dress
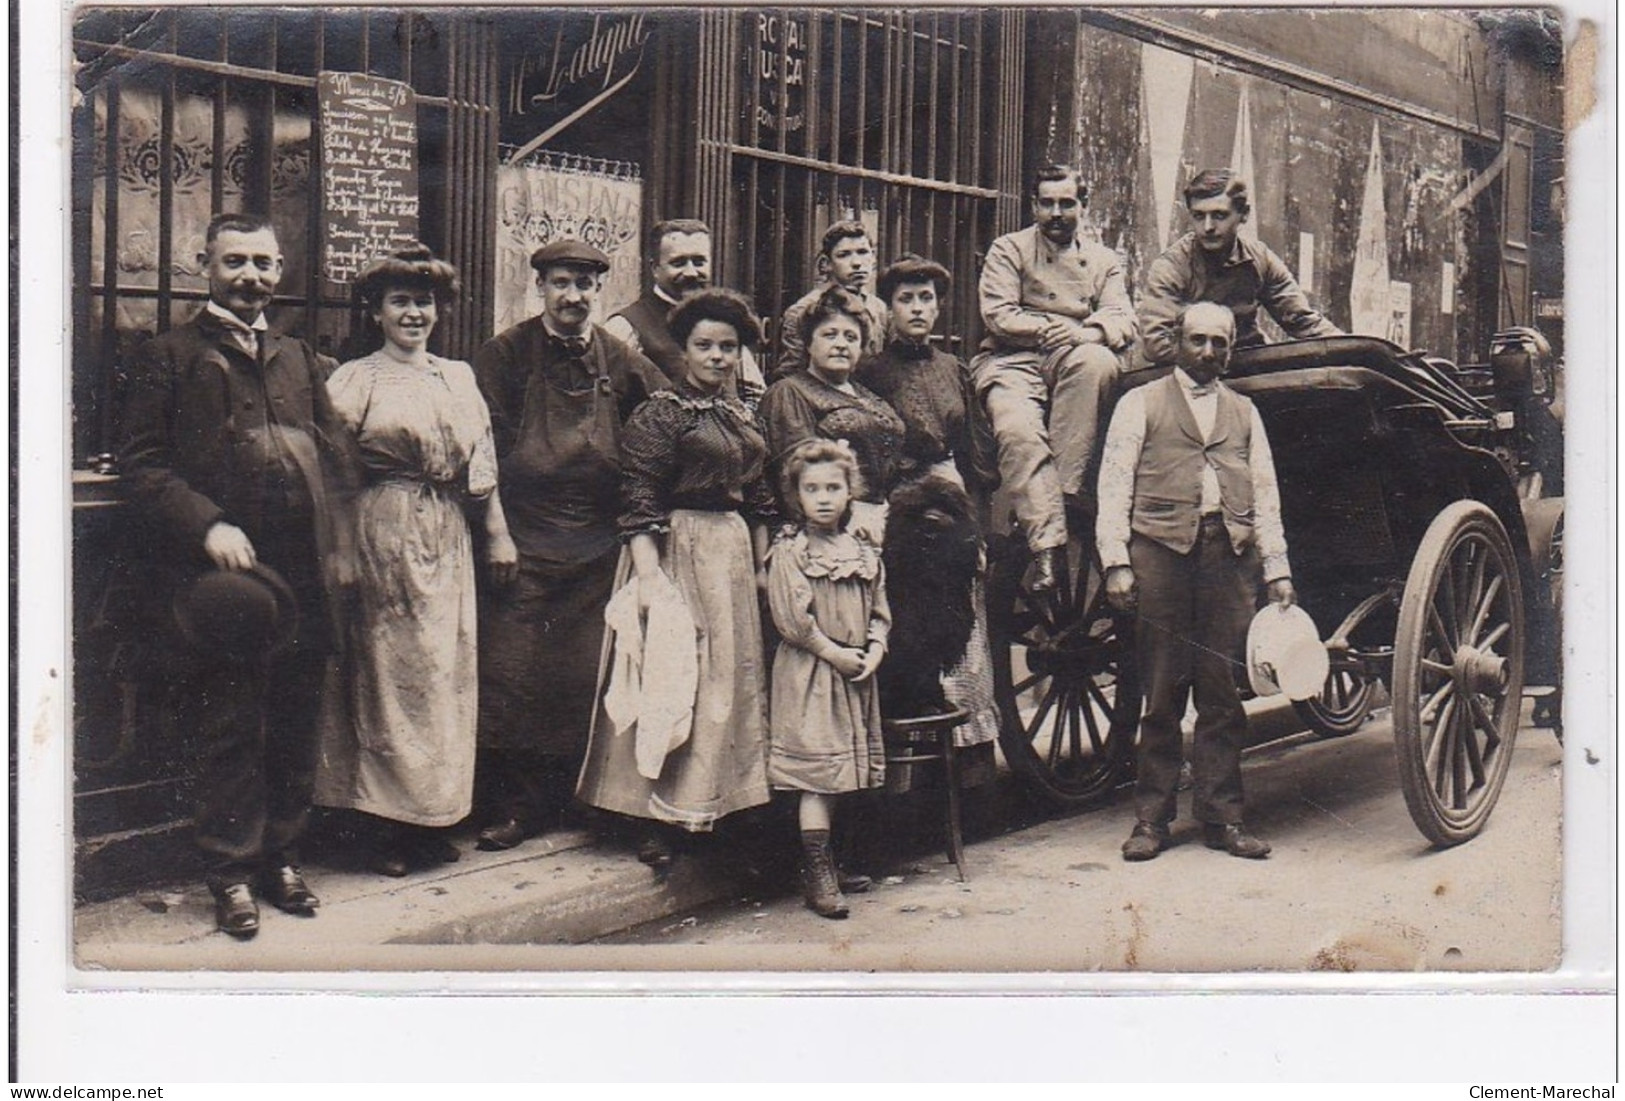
[766,438,892,918]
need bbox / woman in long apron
[315,244,518,875]
[576,289,776,867]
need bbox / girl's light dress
[766,528,892,794]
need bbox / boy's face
[202,227,283,323]
[826,234,875,293]
[1188,193,1246,255]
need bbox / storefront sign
[506,14,652,161]
[493,157,642,334]
[754,13,806,136]
[318,71,419,283]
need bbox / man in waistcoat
[971,164,1137,592]
[603,218,765,402]
[119,212,357,937]
[1139,169,1339,367]
[1096,302,1295,862]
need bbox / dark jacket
[118,310,358,568]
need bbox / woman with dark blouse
[576,289,775,867]
[758,287,906,540]
[861,254,1004,765]
[859,254,995,493]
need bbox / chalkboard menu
[318,71,419,283]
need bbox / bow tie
[551,333,590,358]
[893,341,934,362]
[1186,380,1217,397]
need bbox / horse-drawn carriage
[985,331,1564,846]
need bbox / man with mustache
[1096,302,1296,863]
[1139,169,1339,368]
[971,164,1137,592]
[775,219,890,379]
[472,239,669,854]
[119,212,358,938]
[604,218,766,402]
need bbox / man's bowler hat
[530,239,611,274]
[172,562,301,659]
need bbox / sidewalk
[73,822,777,970]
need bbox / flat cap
[530,239,611,273]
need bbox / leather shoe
[475,817,533,852]
[836,869,873,894]
[212,882,260,939]
[369,846,412,878]
[1121,820,1170,862]
[259,865,319,915]
[1203,822,1271,859]
[637,833,674,869]
[1030,546,1063,594]
[410,834,462,865]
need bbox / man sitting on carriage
[1139,169,1340,367]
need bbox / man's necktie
[554,334,589,358]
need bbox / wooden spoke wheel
[1293,592,1394,739]
[1392,501,1526,846]
[986,536,1140,807]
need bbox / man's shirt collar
[205,300,268,335]
[653,286,682,307]
[1173,366,1219,396]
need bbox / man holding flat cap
[119,211,358,938]
[472,238,669,854]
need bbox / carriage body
[988,335,1563,845]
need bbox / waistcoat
[1131,374,1256,555]
[613,290,686,382]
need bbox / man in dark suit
[1095,301,1296,862]
[119,212,356,938]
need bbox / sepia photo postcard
[13,0,1617,1082]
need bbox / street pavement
[597,700,1564,973]
[73,698,1563,974]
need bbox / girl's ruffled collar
[775,527,881,581]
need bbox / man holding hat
[119,212,358,938]
[1096,301,1295,862]
[472,239,669,853]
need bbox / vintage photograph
[61,4,1577,977]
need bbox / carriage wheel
[1292,592,1393,739]
[986,536,1141,807]
[1393,501,1525,846]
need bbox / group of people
[118,160,1337,938]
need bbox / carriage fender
[1520,496,1564,574]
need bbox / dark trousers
[1129,518,1257,826]
[179,528,329,888]
[475,748,579,831]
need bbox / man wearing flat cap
[119,211,359,939]
[471,239,669,853]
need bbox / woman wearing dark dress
[861,254,1004,768]
[575,289,776,867]
[758,287,906,542]
[859,255,995,493]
